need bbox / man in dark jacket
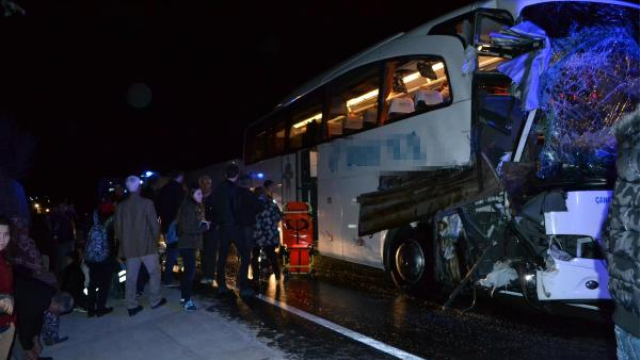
[603,108,640,360]
[158,170,185,285]
[212,164,262,298]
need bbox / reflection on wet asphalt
[196,257,616,360]
[200,285,398,360]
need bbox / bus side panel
[316,102,472,267]
[337,176,385,268]
[316,175,345,260]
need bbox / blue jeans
[163,244,179,284]
[616,325,640,360]
[180,248,196,301]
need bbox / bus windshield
[517,2,639,183]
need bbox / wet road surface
[195,256,617,360]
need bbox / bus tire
[388,227,431,295]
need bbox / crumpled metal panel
[357,154,502,236]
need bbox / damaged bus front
[358,0,639,313]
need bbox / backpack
[85,211,111,263]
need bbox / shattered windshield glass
[522,3,639,181]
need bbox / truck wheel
[389,230,430,294]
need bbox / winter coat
[603,108,640,338]
[211,180,240,229]
[115,193,160,259]
[177,200,206,250]
[237,187,263,228]
[254,195,281,247]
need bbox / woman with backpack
[177,188,209,311]
[84,201,116,317]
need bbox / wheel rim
[395,238,425,284]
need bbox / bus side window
[288,90,323,151]
[326,64,381,139]
[381,57,451,125]
[274,118,286,155]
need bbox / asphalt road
[196,255,617,360]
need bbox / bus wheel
[390,231,429,294]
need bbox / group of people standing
[159,163,282,310]
[109,163,282,315]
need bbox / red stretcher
[281,202,315,276]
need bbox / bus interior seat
[388,97,415,119]
[415,89,443,111]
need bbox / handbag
[165,220,179,245]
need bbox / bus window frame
[380,55,454,126]
[323,61,385,140]
[287,88,325,152]
[427,9,514,49]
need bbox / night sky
[0,0,475,211]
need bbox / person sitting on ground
[14,274,73,360]
[11,216,68,348]
[177,187,209,311]
[0,217,16,360]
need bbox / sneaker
[151,298,167,309]
[128,305,143,317]
[199,278,213,285]
[96,307,114,317]
[44,336,68,346]
[182,299,197,312]
[73,306,88,313]
[180,299,185,307]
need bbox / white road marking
[256,294,429,360]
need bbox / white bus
[242,0,639,311]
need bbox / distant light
[257,172,265,179]
[525,274,534,281]
[139,180,144,185]
[144,171,154,178]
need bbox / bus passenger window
[289,111,321,150]
[381,57,451,125]
[326,64,381,139]
[274,119,286,155]
[245,125,268,164]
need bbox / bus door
[473,73,528,171]
[281,153,297,205]
[299,148,319,246]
